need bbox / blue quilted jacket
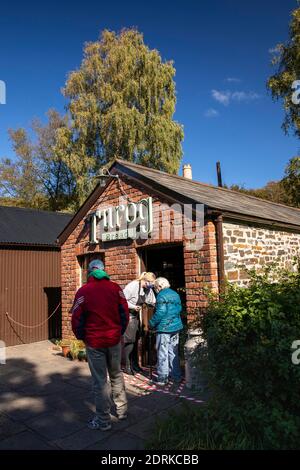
[149,288,183,333]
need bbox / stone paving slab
[85,430,146,451]
[25,410,86,441]
[0,340,205,450]
[53,424,116,450]
[125,414,159,440]
[0,430,56,450]
[0,413,27,440]
[0,395,49,422]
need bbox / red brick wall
[184,221,219,321]
[61,175,219,339]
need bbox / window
[78,253,104,286]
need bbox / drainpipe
[215,213,225,295]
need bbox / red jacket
[71,276,129,349]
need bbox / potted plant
[77,349,87,361]
[60,339,71,358]
[70,340,85,360]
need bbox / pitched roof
[114,159,300,228]
[58,159,300,245]
[0,206,73,246]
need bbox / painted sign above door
[86,197,153,243]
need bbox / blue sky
[0,0,298,188]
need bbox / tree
[266,4,300,209]
[1,28,183,211]
[282,156,300,207]
[228,160,300,209]
[0,110,75,211]
[0,128,44,208]
[228,180,290,206]
[56,28,184,207]
[32,110,75,210]
[267,5,300,137]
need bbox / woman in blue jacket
[149,277,183,385]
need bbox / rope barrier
[5,302,61,329]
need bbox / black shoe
[131,363,143,373]
[124,366,135,376]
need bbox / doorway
[139,243,186,309]
[44,287,62,340]
[139,244,187,367]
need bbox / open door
[138,243,186,367]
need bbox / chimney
[216,161,223,187]
[183,164,192,179]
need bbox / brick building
[58,159,300,342]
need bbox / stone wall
[223,221,300,285]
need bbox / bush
[148,263,300,449]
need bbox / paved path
[0,341,206,450]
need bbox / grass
[145,400,265,450]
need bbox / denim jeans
[86,342,127,424]
[156,332,181,382]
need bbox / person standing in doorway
[71,259,129,431]
[149,277,183,386]
[123,272,156,375]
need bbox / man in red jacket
[71,259,129,431]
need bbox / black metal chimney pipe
[216,161,223,187]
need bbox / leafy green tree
[282,156,300,207]
[0,110,74,211]
[32,110,75,210]
[0,128,43,208]
[56,28,184,207]
[228,180,289,205]
[267,5,300,136]
[218,5,300,210]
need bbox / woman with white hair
[149,277,183,385]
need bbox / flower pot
[62,345,71,358]
[78,350,87,361]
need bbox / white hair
[154,277,170,291]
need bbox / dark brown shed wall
[0,247,61,346]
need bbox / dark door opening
[139,244,187,367]
[44,287,62,340]
[140,244,186,311]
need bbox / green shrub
[203,264,300,447]
[148,262,300,449]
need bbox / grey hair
[154,277,170,290]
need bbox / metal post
[148,330,153,380]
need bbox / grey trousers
[86,342,127,423]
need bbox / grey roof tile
[115,160,300,227]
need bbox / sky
[0,0,299,189]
